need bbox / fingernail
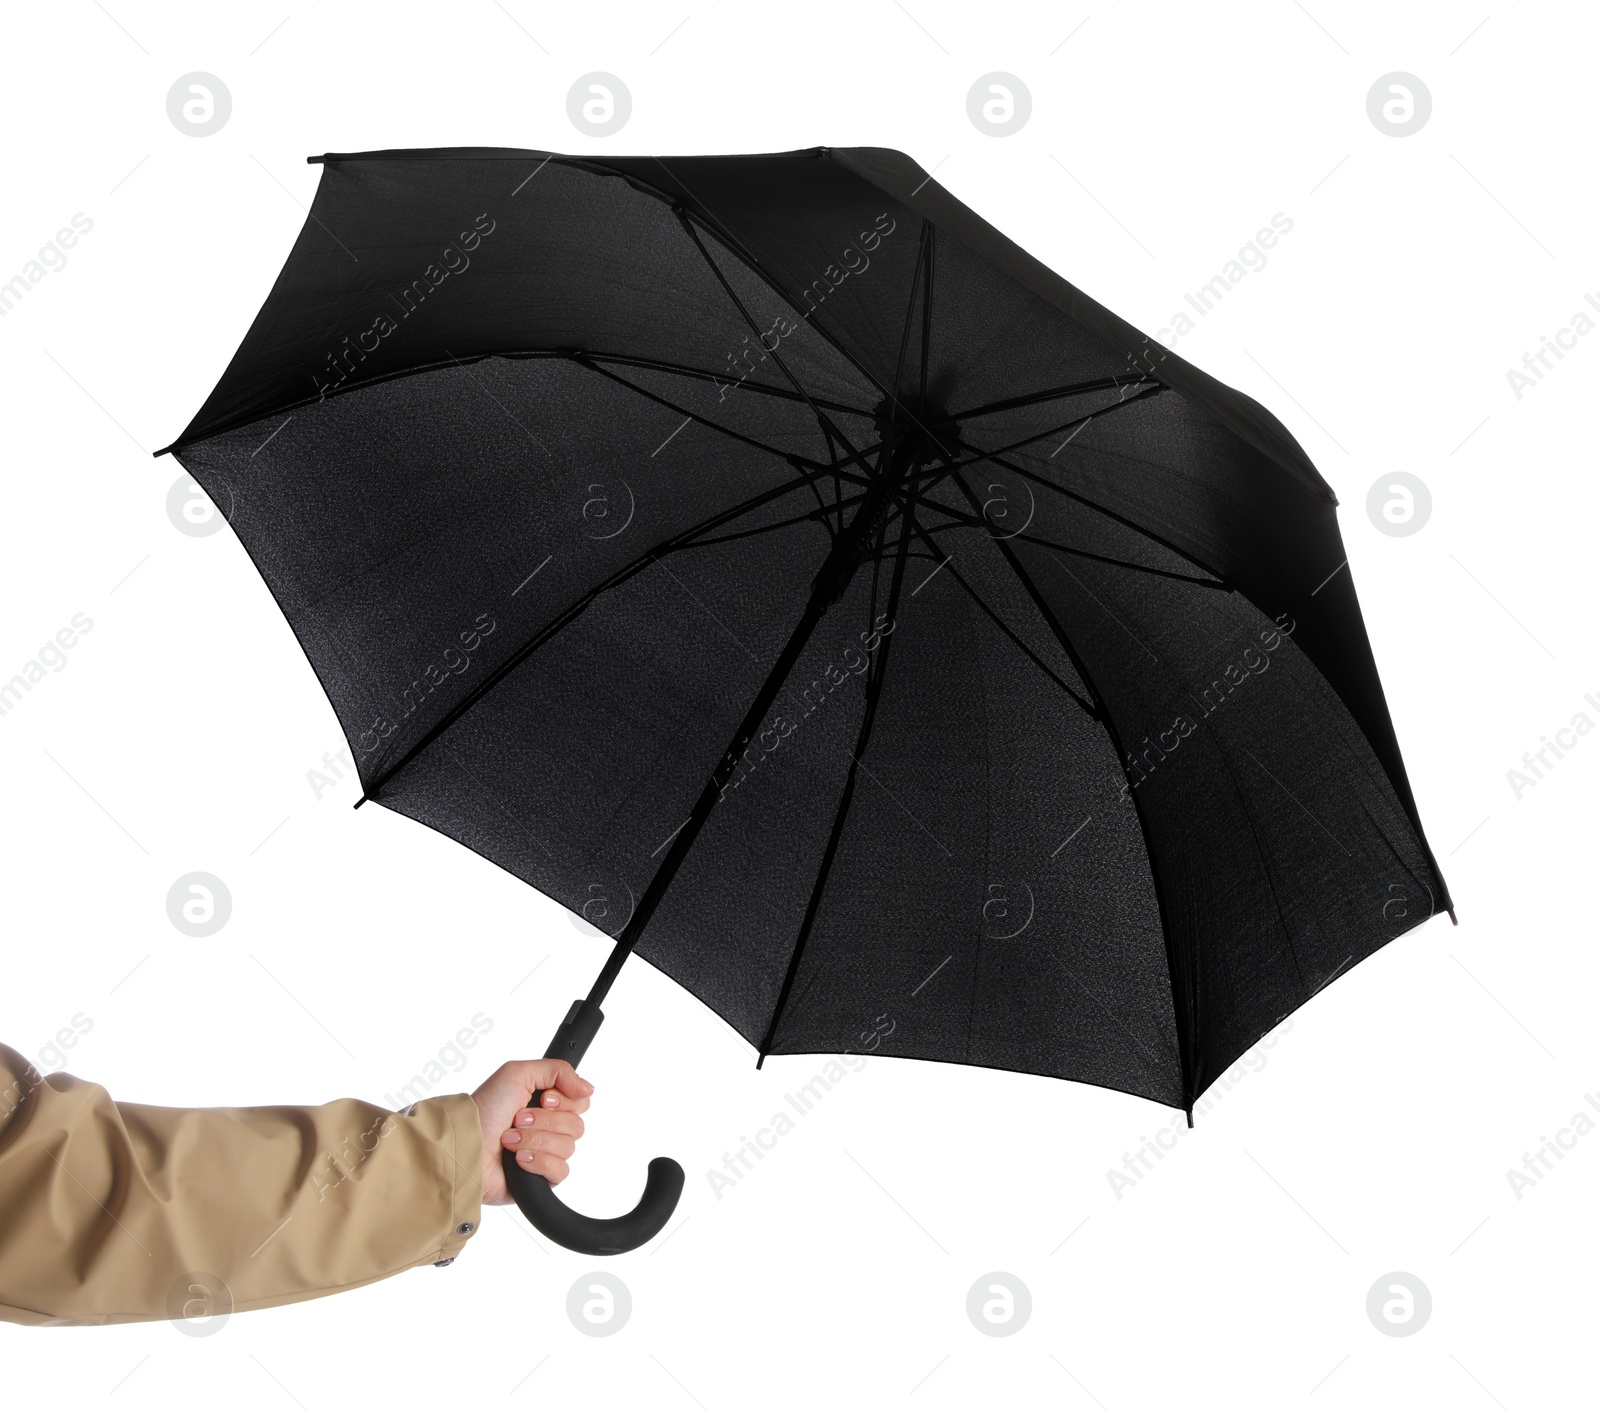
[515,1111,536,1126]
[579,1078,595,1093]
[505,1130,521,1145]
[542,1092,559,1108]
[518,1150,535,1164]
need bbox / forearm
[0,1043,480,1326]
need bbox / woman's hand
[470,1059,594,1205]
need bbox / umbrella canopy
[165,147,1450,1236]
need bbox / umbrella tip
[1185,1103,1194,1129]
[1448,907,1458,926]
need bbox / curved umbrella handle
[502,1148,684,1255]
[501,998,684,1255]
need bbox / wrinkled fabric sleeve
[0,1042,481,1326]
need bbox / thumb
[504,1057,594,1102]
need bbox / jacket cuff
[417,1092,483,1267]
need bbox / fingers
[501,1102,583,1187]
[543,1059,594,1103]
[502,1126,576,1160]
[512,1147,570,1185]
[506,1058,595,1105]
[501,1107,584,1148]
[477,1061,593,1199]
[538,1089,591,1115]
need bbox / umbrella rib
[946,442,1231,584]
[950,467,1197,1110]
[756,489,919,1065]
[643,156,893,401]
[355,463,855,805]
[919,225,934,408]
[574,350,876,419]
[1053,544,1311,1077]
[672,209,882,486]
[820,420,847,535]
[675,496,864,551]
[917,516,1229,591]
[948,469,1107,719]
[574,351,864,527]
[523,152,894,405]
[902,518,1097,719]
[917,382,1166,473]
[576,451,914,1014]
[570,354,875,489]
[886,221,931,415]
[158,346,874,457]
[942,374,1158,424]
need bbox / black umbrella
[161,146,1452,1253]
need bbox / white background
[2,1,1595,1405]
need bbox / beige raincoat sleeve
[0,1042,482,1326]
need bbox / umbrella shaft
[583,457,907,1010]
[585,588,828,1008]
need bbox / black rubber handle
[503,1149,685,1254]
[501,998,685,1255]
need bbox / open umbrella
[160,146,1452,1254]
